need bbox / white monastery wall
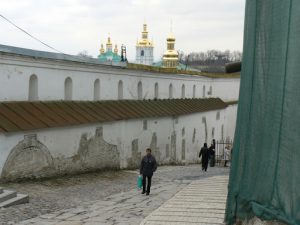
[0,53,239,181]
[0,55,240,102]
[0,107,236,181]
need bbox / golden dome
[106,36,112,46]
[100,43,105,54]
[137,24,154,47]
[114,44,118,54]
[105,36,113,52]
[163,29,179,68]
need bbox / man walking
[199,143,209,171]
[140,148,157,196]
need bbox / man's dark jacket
[199,147,209,164]
[140,155,157,176]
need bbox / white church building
[135,24,154,65]
[0,41,239,181]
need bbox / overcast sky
[0,0,246,61]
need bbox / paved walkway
[140,175,228,225]
[15,181,188,225]
[10,167,229,225]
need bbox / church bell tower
[136,24,154,65]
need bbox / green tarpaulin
[225,1,300,225]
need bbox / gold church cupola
[114,44,118,54]
[163,28,179,68]
[106,36,113,52]
[100,43,105,54]
[137,23,153,47]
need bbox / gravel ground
[0,164,230,224]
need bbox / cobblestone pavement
[0,165,230,225]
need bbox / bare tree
[77,50,93,58]
[179,49,242,66]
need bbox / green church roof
[98,51,121,62]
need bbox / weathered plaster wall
[1,134,55,180]
[0,105,237,181]
[0,55,240,102]
[0,126,120,181]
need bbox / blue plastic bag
[137,175,143,190]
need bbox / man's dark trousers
[142,175,152,194]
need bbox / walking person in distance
[140,148,157,196]
[208,139,216,167]
[224,145,231,167]
[199,143,209,171]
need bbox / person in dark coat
[212,139,216,148]
[140,148,157,195]
[208,139,216,167]
[199,143,209,171]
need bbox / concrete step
[0,194,29,208]
[0,190,17,203]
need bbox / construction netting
[225,1,300,225]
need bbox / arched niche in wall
[154,82,159,99]
[193,85,196,98]
[169,83,173,99]
[137,81,143,100]
[1,134,54,180]
[181,84,185,98]
[64,77,73,100]
[118,80,123,100]
[93,79,100,101]
[28,74,38,101]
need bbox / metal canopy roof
[0,98,229,133]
